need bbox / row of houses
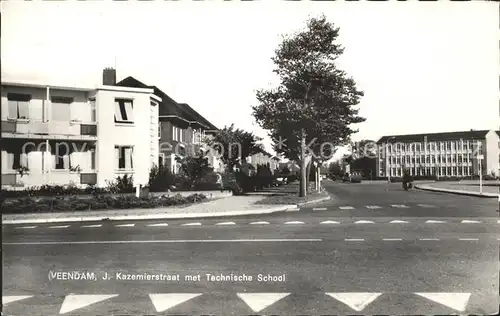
[1,68,280,189]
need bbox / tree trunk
[300,128,307,197]
[305,157,312,194]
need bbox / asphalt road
[2,181,499,315]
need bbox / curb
[1,205,298,225]
[415,184,498,198]
[296,194,331,207]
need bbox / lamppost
[386,136,395,183]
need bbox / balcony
[1,120,97,139]
[1,172,97,188]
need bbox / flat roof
[2,80,155,95]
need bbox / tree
[328,162,342,178]
[346,139,377,179]
[206,124,264,172]
[175,153,212,189]
[253,15,365,197]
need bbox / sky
[2,1,499,161]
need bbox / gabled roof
[377,130,491,144]
[178,103,217,130]
[116,76,218,130]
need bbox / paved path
[2,181,499,315]
[423,181,499,194]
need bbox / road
[2,181,499,315]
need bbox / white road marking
[313,207,327,211]
[326,293,382,312]
[149,293,202,312]
[414,293,471,312]
[2,295,33,305]
[425,220,446,224]
[49,225,70,229]
[59,294,118,314]
[419,238,440,241]
[237,293,290,312]
[345,238,365,241]
[16,226,37,229]
[320,220,340,224]
[382,238,403,241]
[147,223,169,227]
[389,220,409,224]
[215,222,236,226]
[417,204,436,208]
[339,206,354,210]
[366,205,381,209]
[115,224,135,227]
[2,239,323,245]
[284,221,304,225]
[391,204,409,208]
[250,221,270,225]
[461,220,481,224]
[354,220,374,224]
[286,208,300,212]
[81,224,102,228]
[458,238,479,241]
[498,220,500,224]
[181,222,202,226]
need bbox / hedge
[1,193,207,214]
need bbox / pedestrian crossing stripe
[366,205,381,209]
[149,293,202,312]
[415,292,471,312]
[59,294,118,314]
[237,293,290,312]
[391,204,409,208]
[339,206,354,210]
[2,295,33,305]
[326,292,382,312]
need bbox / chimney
[102,68,116,86]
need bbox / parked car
[273,177,287,186]
[350,173,362,183]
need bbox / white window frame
[114,99,134,124]
[115,146,134,170]
[7,93,31,120]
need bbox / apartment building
[116,76,223,173]
[1,68,160,189]
[376,130,499,178]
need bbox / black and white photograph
[1,1,499,315]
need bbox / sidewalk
[2,193,328,224]
[415,182,499,198]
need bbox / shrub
[106,175,134,194]
[149,164,176,192]
[287,175,298,183]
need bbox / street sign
[477,155,484,160]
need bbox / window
[7,93,31,119]
[114,99,134,123]
[115,146,133,170]
[172,125,183,142]
[89,98,96,122]
[51,96,73,121]
[158,153,165,167]
[158,124,162,139]
[52,142,70,170]
[90,148,96,170]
